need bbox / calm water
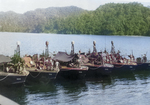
[0,32,150,105]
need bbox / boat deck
[82,63,114,68]
[26,67,59,73]
[0,71,28,76]
[113,62,137,65]
[61,66,88,71]
[82,63,102,67]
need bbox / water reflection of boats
[56,79,87,94]
[133,70,150,80]
[0,54,29,85]
[25,82,57,93]
[111,71,135,80]
[86,75,112,83]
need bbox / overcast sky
[0,0,150,14]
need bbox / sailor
[143,54,147,63]
[78,50,82,59]
[55,60,60,71]
[79,50,81,55]
[45,58,49,70]
[50,58,54,70]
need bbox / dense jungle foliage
[43,2,150,36]
[0,2,150,36]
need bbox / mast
[70,41,74,55]
[45,41,49,58]
[93,41,97,53]
[15,41,20,56]
[110,41,115,55]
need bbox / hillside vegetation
[0,6,86,33]
[0,2,150,36]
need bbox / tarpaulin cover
[53,52,74,62]
[0,55,11,64]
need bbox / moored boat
[26,67,58,83]
[112,63,137,74]
[53,51,88,80]
[134,55,150,71]
[53,41,88,80]
[0,71,28,85]
[136,63,150,70]
[83,63,114,77]
[81,41,114,77]
[24,56,59,83]
[104,41,137,74]
[0,54,29,85]
[58,66,88,80]
[24,41,59,83]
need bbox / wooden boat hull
[82,63,113,77]
[112,64,136,75]
[86,66,113,77]
[135,63,150,71]
[57,67,88,80]
[57,70,87,80]
[0,74,27,85]
[26,69,58,83]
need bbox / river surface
[0,32,150,105]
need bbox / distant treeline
[0,2,150,36]
[0,6,86,33]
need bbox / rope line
[114,65,124,68]
[29,71,41,78]
[89,66,101,70]
[0,74,9,81]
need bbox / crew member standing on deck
[55,60,60,71]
